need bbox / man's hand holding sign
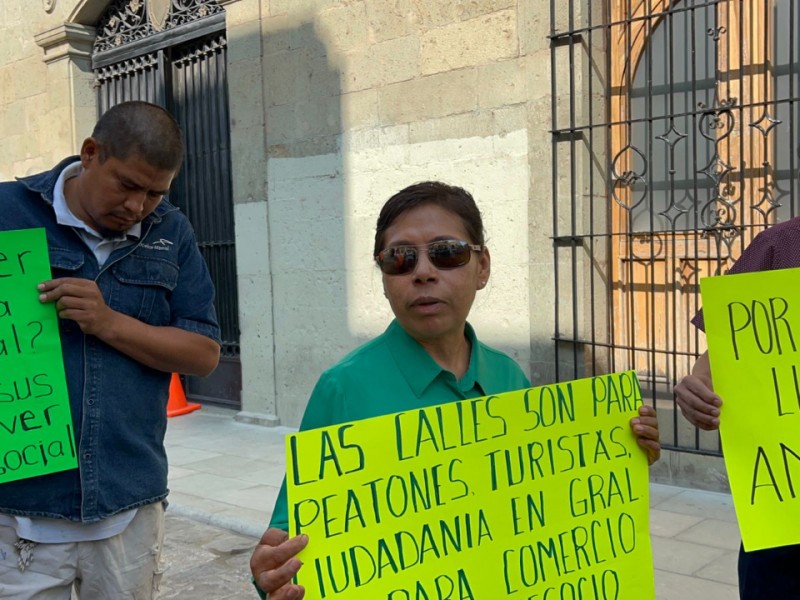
[0,228,75,484]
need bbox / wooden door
[609,0,778,393]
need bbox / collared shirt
[267,319,530,532]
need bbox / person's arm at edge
[37,277,220,376]
[88,312,219,376]
[675,350,722,430]
[675,225,780,431]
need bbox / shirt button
[83,453,91,460]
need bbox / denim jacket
[0,157,221,522]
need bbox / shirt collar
[385,320,484,398]
[52,161,141,241]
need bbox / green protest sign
[0,228,76,484]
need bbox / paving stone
[204,533,257,556]
[160,514,257,599]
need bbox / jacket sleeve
[691,228,777,331]
[168,219,221,342]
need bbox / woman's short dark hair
[373,181,486,256]
[91,101,184,172]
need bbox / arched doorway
[610,0,799,391]
[551,0,800,453]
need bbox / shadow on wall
[256,21,549,428]
[257,22,348,427]
[256,21,550,428]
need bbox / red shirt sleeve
[692,229,777,331]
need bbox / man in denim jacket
[0,101,221,598]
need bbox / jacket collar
[17,155,178,225]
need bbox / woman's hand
[250,528,308,599]
[630,405,661,465]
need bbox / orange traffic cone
[167,373,201,417]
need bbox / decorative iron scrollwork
[94,0,223,53]
[700,227,739,276]
[678,258,699,287]
[707,25,727,42]
[696,92,739,230]
[698,97,736,141]
[656,122,687,151]
[700,199,737,230]
[659,200,688,228]
[610,144,649,210]
[698,151,737,229]
[653,119,690,228]
[698,154,734,189]
[750,111,782,138]
[747,111,784,224]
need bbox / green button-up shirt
[268,319,530,531]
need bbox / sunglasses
[375,239,483,275]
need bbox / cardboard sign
[286,372,654,599]
[701,268,800,551]
[0,228,76,484]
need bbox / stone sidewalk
[160,514,255,600]
[164,407,741,599]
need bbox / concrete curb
[166,503,263,540]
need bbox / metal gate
[92,0,241,408]
[550,0,800,454]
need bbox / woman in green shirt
[250,181,661,599]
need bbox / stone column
[34,23,97,158]
[221,0,281,426]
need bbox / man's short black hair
[92,101,184,172]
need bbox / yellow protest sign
[286,372,654,600]
[701,268,800,551]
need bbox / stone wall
[226,0,547,425]
[0,2,98,180]
[0,0,556,429]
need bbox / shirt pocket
[49,247,85,277]
[49,248,87,336]
[110,255,179,326]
